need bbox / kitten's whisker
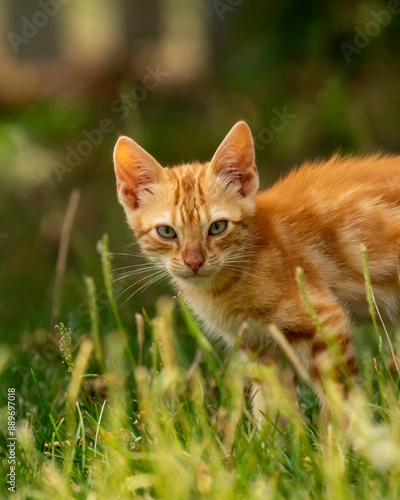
[224,250,258,257]
[119,271,170,306]
[116,241,140,251]
[110,251,143,257]
[112,266,160,282]
[223,260,255,266]
[116,266,159,277]
[112,267,155,277]
[113,263,158,273]
[136,272,170,295]
[223,253,258,260]
[223,264,253,275]
[112,263,152,272]
[223,265,251,269]
[223,259,255,264]
[224,254,258,260]
[116,269,167,300]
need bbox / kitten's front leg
[251,366,299,425]
[301,296,359,420]
[240,345,299,424]
[249,292,359,422]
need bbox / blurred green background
[1,0,400,342]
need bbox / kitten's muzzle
[184,246,205,274]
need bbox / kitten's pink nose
[184,247,205,273]
[185,258,204,273]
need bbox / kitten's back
[255,154,400,319]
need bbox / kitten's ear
[114,136,165,210]
[209,121,259,198]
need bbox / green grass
[1,236,400,499]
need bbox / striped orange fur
[114,121,400,419]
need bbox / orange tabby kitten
[113,121,400,419]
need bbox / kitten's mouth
[189,273,210,280]
[174,270,214,282]
[184,272,211,280]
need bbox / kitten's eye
[209,220,228,236]
[156,225,177,239]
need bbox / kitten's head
[113,121,259,288]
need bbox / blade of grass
[136,313,145,367]
[177,294,213,354]
[49,414,65,452]
[361,244,390,411]
[361,244,398,378]
[65,339,93,476]
[51,189,81,327]
[85,276,105,373]
[94,399,106,459]
[32,369,65,453]
[295,267,323,336]
[99,233,136,369]
[177,293,222,389]
[268,324,312,386]
[31,368,51,417]
[76,402,86,473]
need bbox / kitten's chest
[179,283,272,349]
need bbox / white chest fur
[176,280,273,350]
